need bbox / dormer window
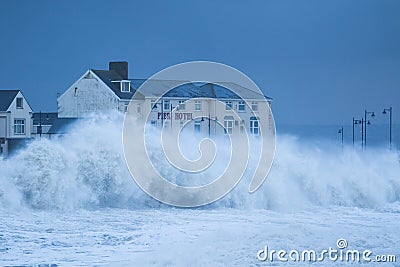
[111,80,131,92]
[16,97,23,109]
[120,80,131,92]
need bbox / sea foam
[0,112,399,211]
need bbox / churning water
[0,112,399,211]
[1,113,400,266]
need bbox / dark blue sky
[0,0,399,125]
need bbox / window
[163,100,170,111]
[151,121,157,127]
[195,100,202,111]
[224,119,234,135]
[251,102,258,111]
[120,81,130,92]
[194,121,201,132]
[225,101,232,110]
[16,97,23,109]
[178,100,186,110]
[238,101,245,111]
[137,104,141,113]
[124,103,129,112]
[14,119,25,135]
[250,117,259,135]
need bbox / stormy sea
[0,113,399,266]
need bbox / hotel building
[57,61,274,136]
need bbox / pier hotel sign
[158,112,192,121]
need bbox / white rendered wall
[58,71,120,118]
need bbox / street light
[208,114,211,138]
[200,115,213,138]
[170,104,179,130]
[364,110,375,149]
[152,101,164,128]
[353,118,364,148]
[352,118,358,147]
[383,107,393,150]
[38,111,42,140]
[338,126,343,149]
[214,116,218,136]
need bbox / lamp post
[200,115,213,138]
[353,118,363,148]
[159,99,164,128]
[338,126,344,149]
[39,111,42,140]
[170,104,178,130]
[152,100,167,129]
[364,110,375,149]
[383,107,392,150]
[361,118,364,148]
[152,101,163,128]
[352,117,356,147]
[208,114,211,138]
[214,116,218,136]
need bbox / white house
[0,90,33,157]
[57,61,274,137]
[57,61,144,118]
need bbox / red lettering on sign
[159,112,193,120]
[175,113,183,120]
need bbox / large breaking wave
[0,112,399,211]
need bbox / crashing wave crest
[0,112,399,211]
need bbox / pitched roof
[91,70,272,101]
[48,118,79,134]
[201,83,272,100]
[133,80,204,98]
[32,112,58,125]
[0,90,19,111]
[135,80,272,100]
[91,70,145,100]
[164,82,215,98]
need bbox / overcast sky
[0,0,399,125]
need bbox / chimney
[109,61,128,80]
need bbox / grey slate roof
[133,80,202,98]
[129,79,147,91]
[131,80,272,100]
[201,83,272,100]
[0,90,19,111]
[91,69,272,101]
[48,118,79,134]
[91,70,145,100]
[32,112,58,126]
